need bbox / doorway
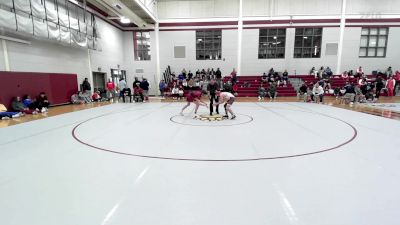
[92,72,106,92]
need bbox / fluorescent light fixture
[120,17,130,24]
[69,0,79,4]
[273,36,277,39]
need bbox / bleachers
[224,76,297,97]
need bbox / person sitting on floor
[71,92,85,104]
[258,84,266,101]
[22,95,37,110]
[36,92,50,112]
[79,91,92,104]
[12,96,38,114]
[0,103,22,120]
[92,91,102,102]
[268,81,278,101]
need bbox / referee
[207,79,219,116]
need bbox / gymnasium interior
[1,0,400,224]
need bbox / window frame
[134,31,151,61]
[258,28,286,59]
[359,27,388,58]
[196,30,222,60]
[293,28,323,58]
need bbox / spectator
[267,73,275,84]
[188,70,193,80]
[178,86,184,99]
[298,83,308,102]
[386,76,396,97]
[386,66,393,77]
[230,68,237,84]
[159,80,167,99]
[182,68,187,78]
[310,67,317,78]
[258,84,266,101]
[92,91,101,102]
[261,72,268,83]
[82,78,91,92]
[365,89,376,102]
[312,83,324,103]
[106,78,116,101]
[356,66,364,78]
[375,75,385,99]
[343,82,356,104]
[118,78,128,101]
[215,68,222,80]
[79,91,92,103]
[71,92,85,104]
[274,72,282,86]
[394,70,400,95]
[325,67,333,76]
[232,83,239,96]
[268,81,278,101]
[171,84,179,100]
[133,85,144,102]
[223,80,233,93]
[282,70,289,86]
[140,78,150,102]
[133,77,141,88]
[0,103,22,120]
[36,92,50,112]
[268,67,274,75]
[22,95,37,110]
[318,66,325,79]
[195,69,201,78]
[210,68,216,79]
[355,85,366,103]
[12,96,38,114]
[341,71,349,80]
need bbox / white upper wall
[0,42,5,71]
[157,0,400,19]
[157,0,239,19]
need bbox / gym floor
[1,97,400,225]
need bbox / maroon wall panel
[0,71,78,108]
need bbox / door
[92,72,106,92]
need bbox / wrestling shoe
[231,115,236,120]
[223,115,229,119]
[193,114,200,119]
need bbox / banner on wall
[14,0,31,13]
[0,8,17,31]
[32,0,46,19]
[48,21,60,41]
[33,19,48,38]
[60,26,71,44]
[16,15,34,35]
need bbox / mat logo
[195,114,227,122]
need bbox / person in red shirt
[394,71,400,95]
[106,78,116,101]
[386,76,396,97]
[92,91,101,102]
[180,91,208,118]
[133,86,144,102]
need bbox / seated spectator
[341,71,349,80]
[230,68,238,84]
[182,68,187,79]
[318,66,325,79]
[195,69,201,78]
[310,67,317,78]
[343,82,356,104]
[261,73,268,83]
[348,70,354,78]
[133,86,144,102]
[298,83,308,102]
[282,70,289,86]
[241,81,250,88]
[312,83,324,103]
[355,85,366,103]
[267,73,275,84]
[323,77,332,91]
[274,72,282,86]
[92,91,102,102]
[223,80,233,93]
[79,91,92,104]
[178,73,185,82]
[37,92,50,112]
[22,95,37,110]
[386,66,393,77]
[325,67,333,76]
[71,92,85,104]
[365,89,376,103]
[12,96,38,114]
[178,86,185,99]
[333,87,344,99]
[171,84,179,100]
[356,66,364,78]
[258,85,266,101]
[268,82,278,101]
[0,103,22,120]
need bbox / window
[258,28,286,59]
[196,30,222,60]
[134,31,151,61]
[294,28,322,58]
[359,27,388,57]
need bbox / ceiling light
[120,17,130,24]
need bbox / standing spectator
[318,66,325,79]
[386,76,396,97]
[118,78,128,102]
[325,67,333,76]
[375,75,385,99]
[312,83,324,103]
[159,80,167,99]
[106,78,116,101]
[394,70,400,95]
[12,96,38,114]
[230,68,237,84]
[82,78,91,93]
[386,66,393,77]
[37,92,50,112]
[310,67,317,78]
[182,68,187,78]
[268,82,278,101]
[207,79,220,115]
[215,68,222,80]
[140,78,150,102]
[133,77,141,88]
